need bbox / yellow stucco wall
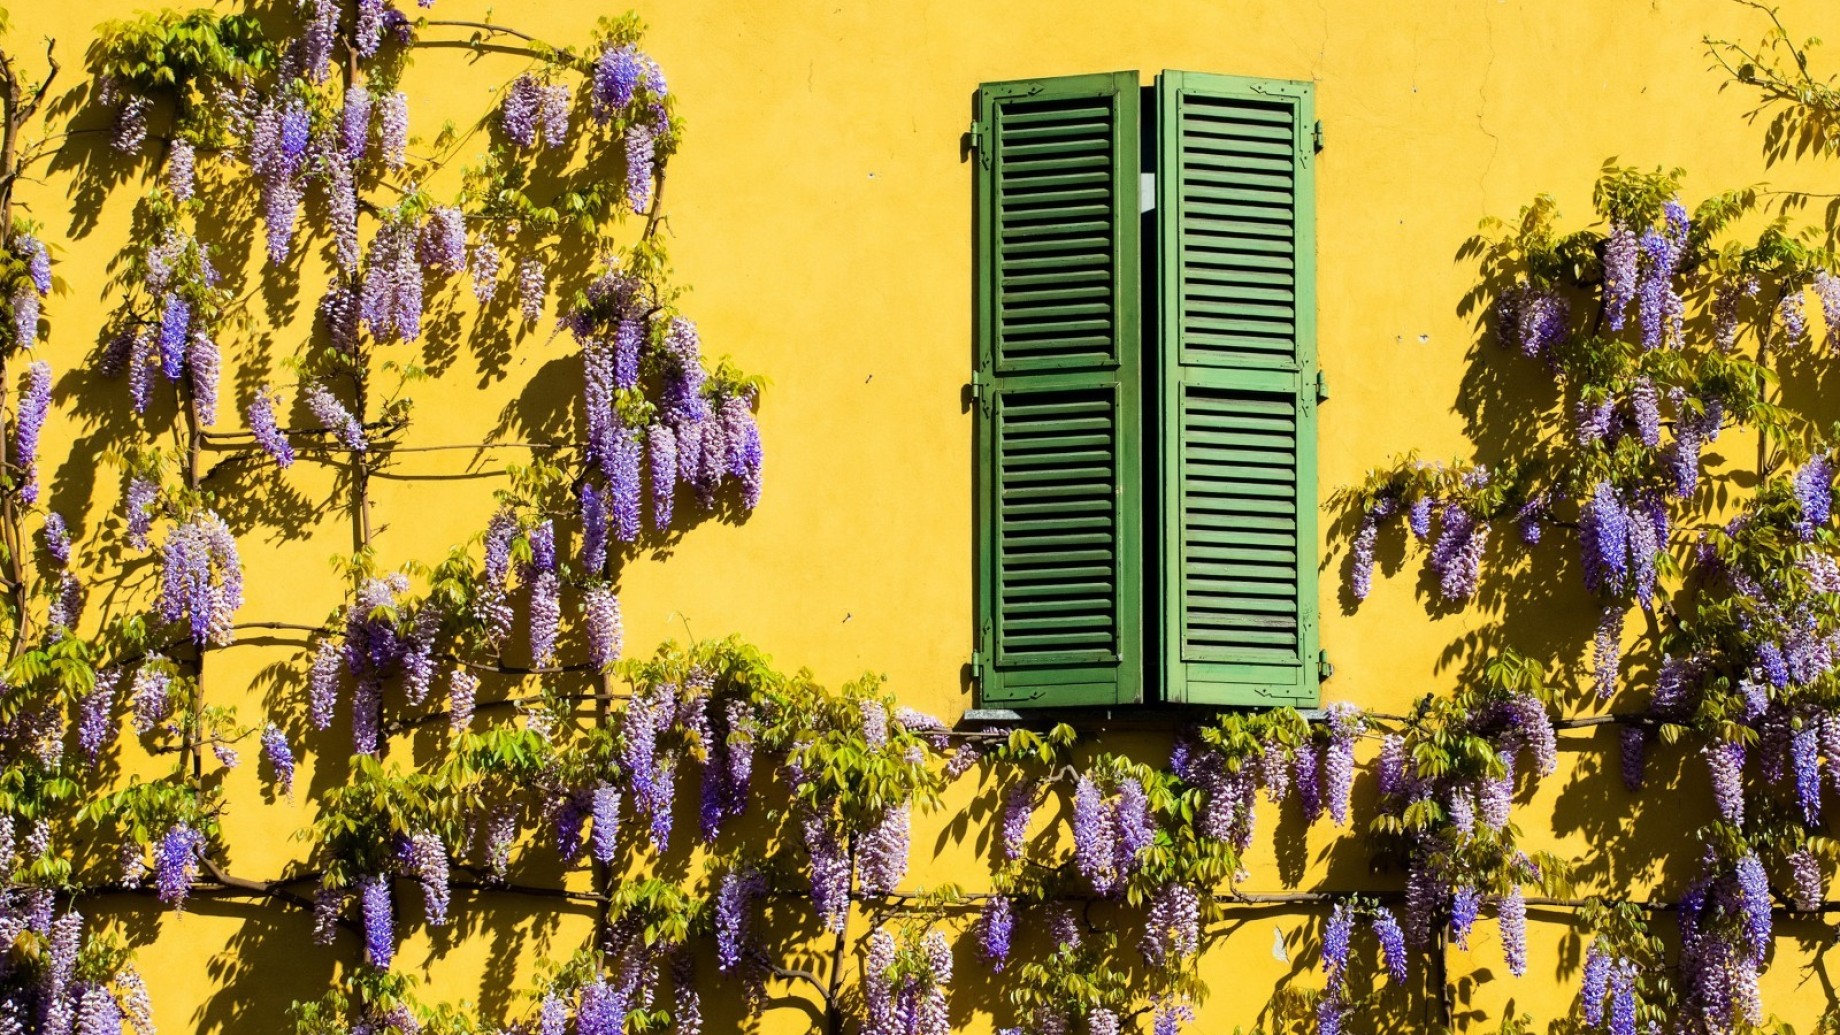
[6,0,1838,1031]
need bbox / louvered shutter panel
[1154,71,1319,707]
[973,72,1143,708]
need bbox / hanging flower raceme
[1495,282,1571,360]
[863,927,953,1035]
[261,724,295,795]
[248,385,295,467]
[1675,854,1773,1035]
[304,382,366,452]
[153,823,206,909]
[308,572,442,754]
[524,519,561,665]
[13,359,51,505]
[157,510,243,645]
[1317,898,1411,1035]
[359,219,425,342]
[1371,665,1556,962]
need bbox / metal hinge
[969,650,986,683]
[1315,369,1329,402]
[970,371,993,415]
[968,120,985,152]
[1312,120,1324,153]
[1318,649,1335,681]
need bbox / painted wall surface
[5,0,1837,1032]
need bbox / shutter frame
[974,72,1144,709]
[1155,71,1319,708]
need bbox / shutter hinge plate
[1313,120,1324,153]
[970,650,985,682]
[1315,369,1329,402]
[1318,649,1334,681]
[969,372,992,415]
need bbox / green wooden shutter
[1154,71,1319,707]
[973,72,1143,708]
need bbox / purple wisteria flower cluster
[305,572,442,755]
[157,511,243,645]
[863,927,952,1035]
[564,271,766,549]
[8,231,49,349]
[1370,686,1553,965]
